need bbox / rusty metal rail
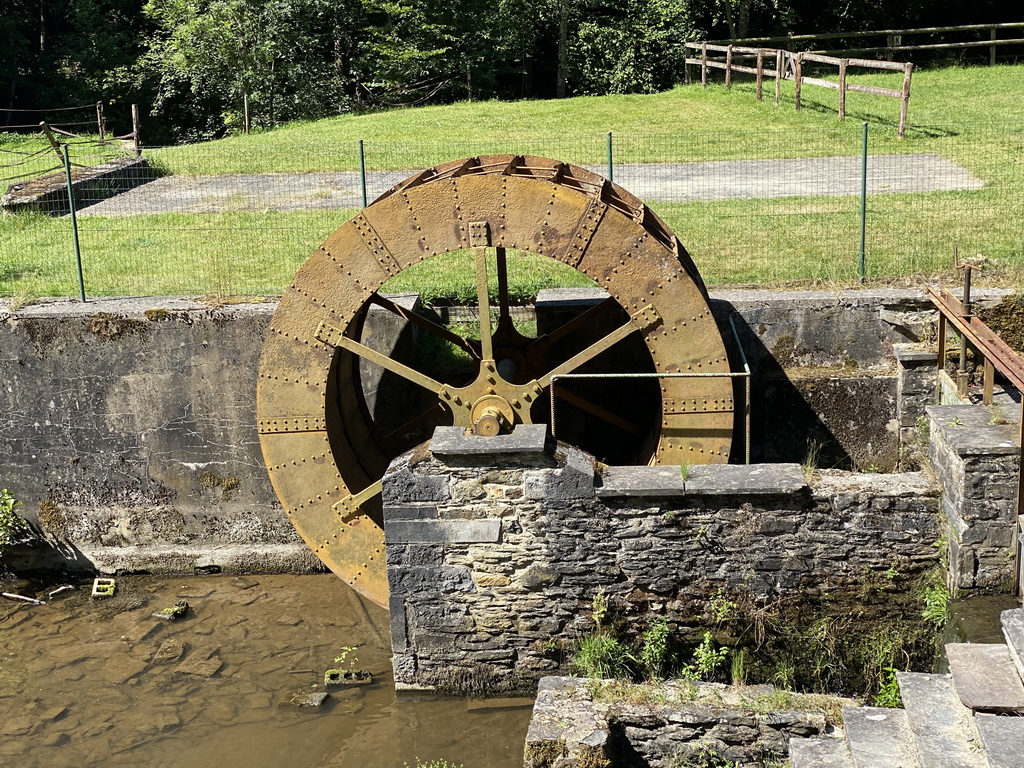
[929,284,1024,596]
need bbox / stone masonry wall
[384,426,941,694]
[927,403,1022,592]
[524,676,842,768]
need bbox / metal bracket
[468,221,491,247]
[258,417,327,434]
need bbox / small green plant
[668,745,740,768]
[921,583,949,628]
[591,588,609,630]
[680,631,729,682]
[333,645,358,672]
[0,489,31,549]
[802,439,822,478]
[946,417,964,427]
[708,589,737,624]
[639,616,672,680]
[873,667,903,707]
[730,647,747,687]
[404,760,465,768]
[884,566,900,580]
[570,632,634,679]
[679,461,690,483]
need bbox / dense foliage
[0,0,1019,142]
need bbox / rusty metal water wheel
[257,155,734,605]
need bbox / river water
[0,574,532,768]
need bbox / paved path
[79,153,983,217]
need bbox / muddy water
[0,574,531,768]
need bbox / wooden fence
[1,102,140,152]
[683,44,913,138]
[707,21,1024,65]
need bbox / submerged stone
[285,690,328,708]
[152,599,189,621]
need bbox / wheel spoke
[495,247,511,328]
[536,305,660,388]
[525,296,619,356]
[474,247,494,361]
[316,322,445,395]
[381,402,448,446]
[554,387,642,434]
[368,293,480,360]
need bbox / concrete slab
[1001,609,1024,683]
[596,463,805,497]
[430,424,549,457]
[975,714,1024,768]
[947,644,1024,714]
[789,736,855,767]
[843,706,921,768]
[896,672,986,768]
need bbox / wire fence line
[1,123,1021,300]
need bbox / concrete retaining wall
[0,288,999,577]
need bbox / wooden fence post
[794,52,804,110]
[96,102,106,144]
[701,43,708,88]
[898,62,913,138]
[755,49,764,101]
[838,59,848,120]
[684,43,691,84]
[886,33,895,61]
[775,49,783,105]
[991,26,998,66]
[131,104,141,156]
[725,45,733,89]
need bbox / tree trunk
[723,0,735,39]
[737,0,751,39]
[556,0,568,98]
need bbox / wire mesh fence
[1,123,1021,300]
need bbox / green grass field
[2,64,1022,302]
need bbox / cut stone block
[1000,609,1024,683]
[843,706,921,768]
[947,643,1024,714]
[896,672,986,768]
[975,713,1024,768]
[789,736,855,768]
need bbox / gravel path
[78,153,983,217]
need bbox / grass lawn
[2,64,1022,301]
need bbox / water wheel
[256,155,734,606]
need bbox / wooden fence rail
[706,21,1024,66]
[684,44,913,138]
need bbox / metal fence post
[62,143,87,302]
[358,139,368,208]
[606,131,613,182]
[859,122,868,284]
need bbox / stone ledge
[597,463,806,497]
[893,345,939,365]
[927,405,1021,457]
[430,424,549,458]
[384,519,502,544]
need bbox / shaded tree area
[0,0,1020,143]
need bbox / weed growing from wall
[0,489,31,551]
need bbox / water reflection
[0,574,531,768]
